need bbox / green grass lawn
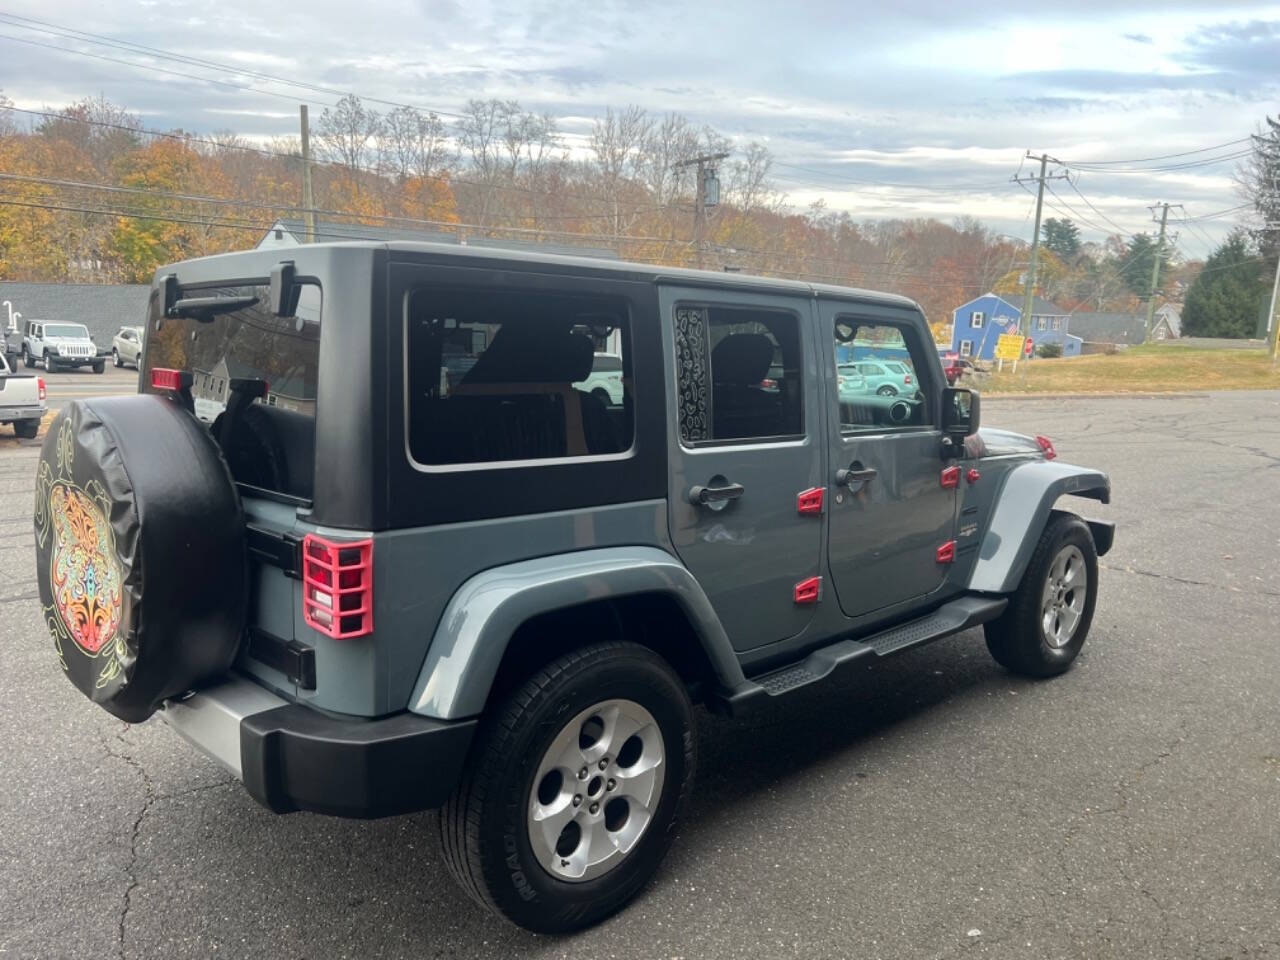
[976,346,1280,395]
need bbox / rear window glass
[145,283,321,422]
[406,286,632,466]
[143,282,320,500]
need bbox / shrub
[1036,342,1063,359]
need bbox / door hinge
[796,487,825,515]
[940,465,961,488]
[936,540,956,564]
[793,576,822,604]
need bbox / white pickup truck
[0,353,45,438]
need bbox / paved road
[2,392,1278,959]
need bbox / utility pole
[300,104,316,244]
[673,152,728,269]
[1143,202,1172,343]
[1011,154,1069,337]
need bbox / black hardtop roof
[159,240,921,312]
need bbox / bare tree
[316,94,384,172]
[590,105,651,238]
[0,90,16,138]
[383,105,455,180]
[458,98,519,225]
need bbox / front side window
[407,286,633,466]
[835,319,934,433]
[674,304,803,444]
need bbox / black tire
[21,346,32,368]
[112,348,121,368]
[93,361,105,374]
[43,353,54,373]
[591,387,612,407]
[14,419,39,439]
[876,384,896,396]
[441,641,695,933]
[985,513,1098,677]
[33,397,247,722]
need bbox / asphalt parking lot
[2,391,1278,959]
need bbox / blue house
[949,293,1083,360]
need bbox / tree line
[0,93,1275,339]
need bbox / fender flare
[968,459,1112,595]
[407,546,744,720]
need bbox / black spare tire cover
[34,396,248,723]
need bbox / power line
[1051,138,1253,167]
[0,12,470,119]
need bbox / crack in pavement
[1100,562,1280,599]
[1054,718,1192,957]
[100,724,155,960]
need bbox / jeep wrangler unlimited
[34,243,1112,933]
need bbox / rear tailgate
[0,371,43,418]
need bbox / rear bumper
[158,675,476,819]
[0,405,43,421]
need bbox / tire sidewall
[1027,518,1098,669]
[480,651,693,931]
[112,349,121,367]
[43,353,53,373]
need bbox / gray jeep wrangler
[33,243,1113,933]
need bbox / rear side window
[406,286,633,466]
[674,304,803,444]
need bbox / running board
[711,595,1007,715]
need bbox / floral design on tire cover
[35,417,124,689]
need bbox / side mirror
[942,386,980,439]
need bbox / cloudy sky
[2,0,1278,258]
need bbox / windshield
[45,324,89,338]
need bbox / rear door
[822,304,957,618]
[662,285,825,652]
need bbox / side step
[713,595,1007,714]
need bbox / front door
[662,286,825,652]
[823,304,957,619]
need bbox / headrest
[462,328,596,386]
[712,333,774,386]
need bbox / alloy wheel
[1041,544,1087,648]
[527,699,665,884]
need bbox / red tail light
[37,377,46,401]
[151,367,191,391]
[1035,435,1057,460]
[904,374,912,384]
[302,534,373,639]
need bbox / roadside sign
[1024,337,1034,357]
[994,334,1023,361]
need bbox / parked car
[849,358,914,395]
[835,363,867,399]
[21,320,104,373]
[34,243,1113,934]
[574,352,624,407]
[112,325,144,368]
[0,352,46,438]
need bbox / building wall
[950,294,1021,360]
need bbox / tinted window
[142,283,320,499]
[406,286,632,466]
[834,320,934,432]
[674,304,803,443]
